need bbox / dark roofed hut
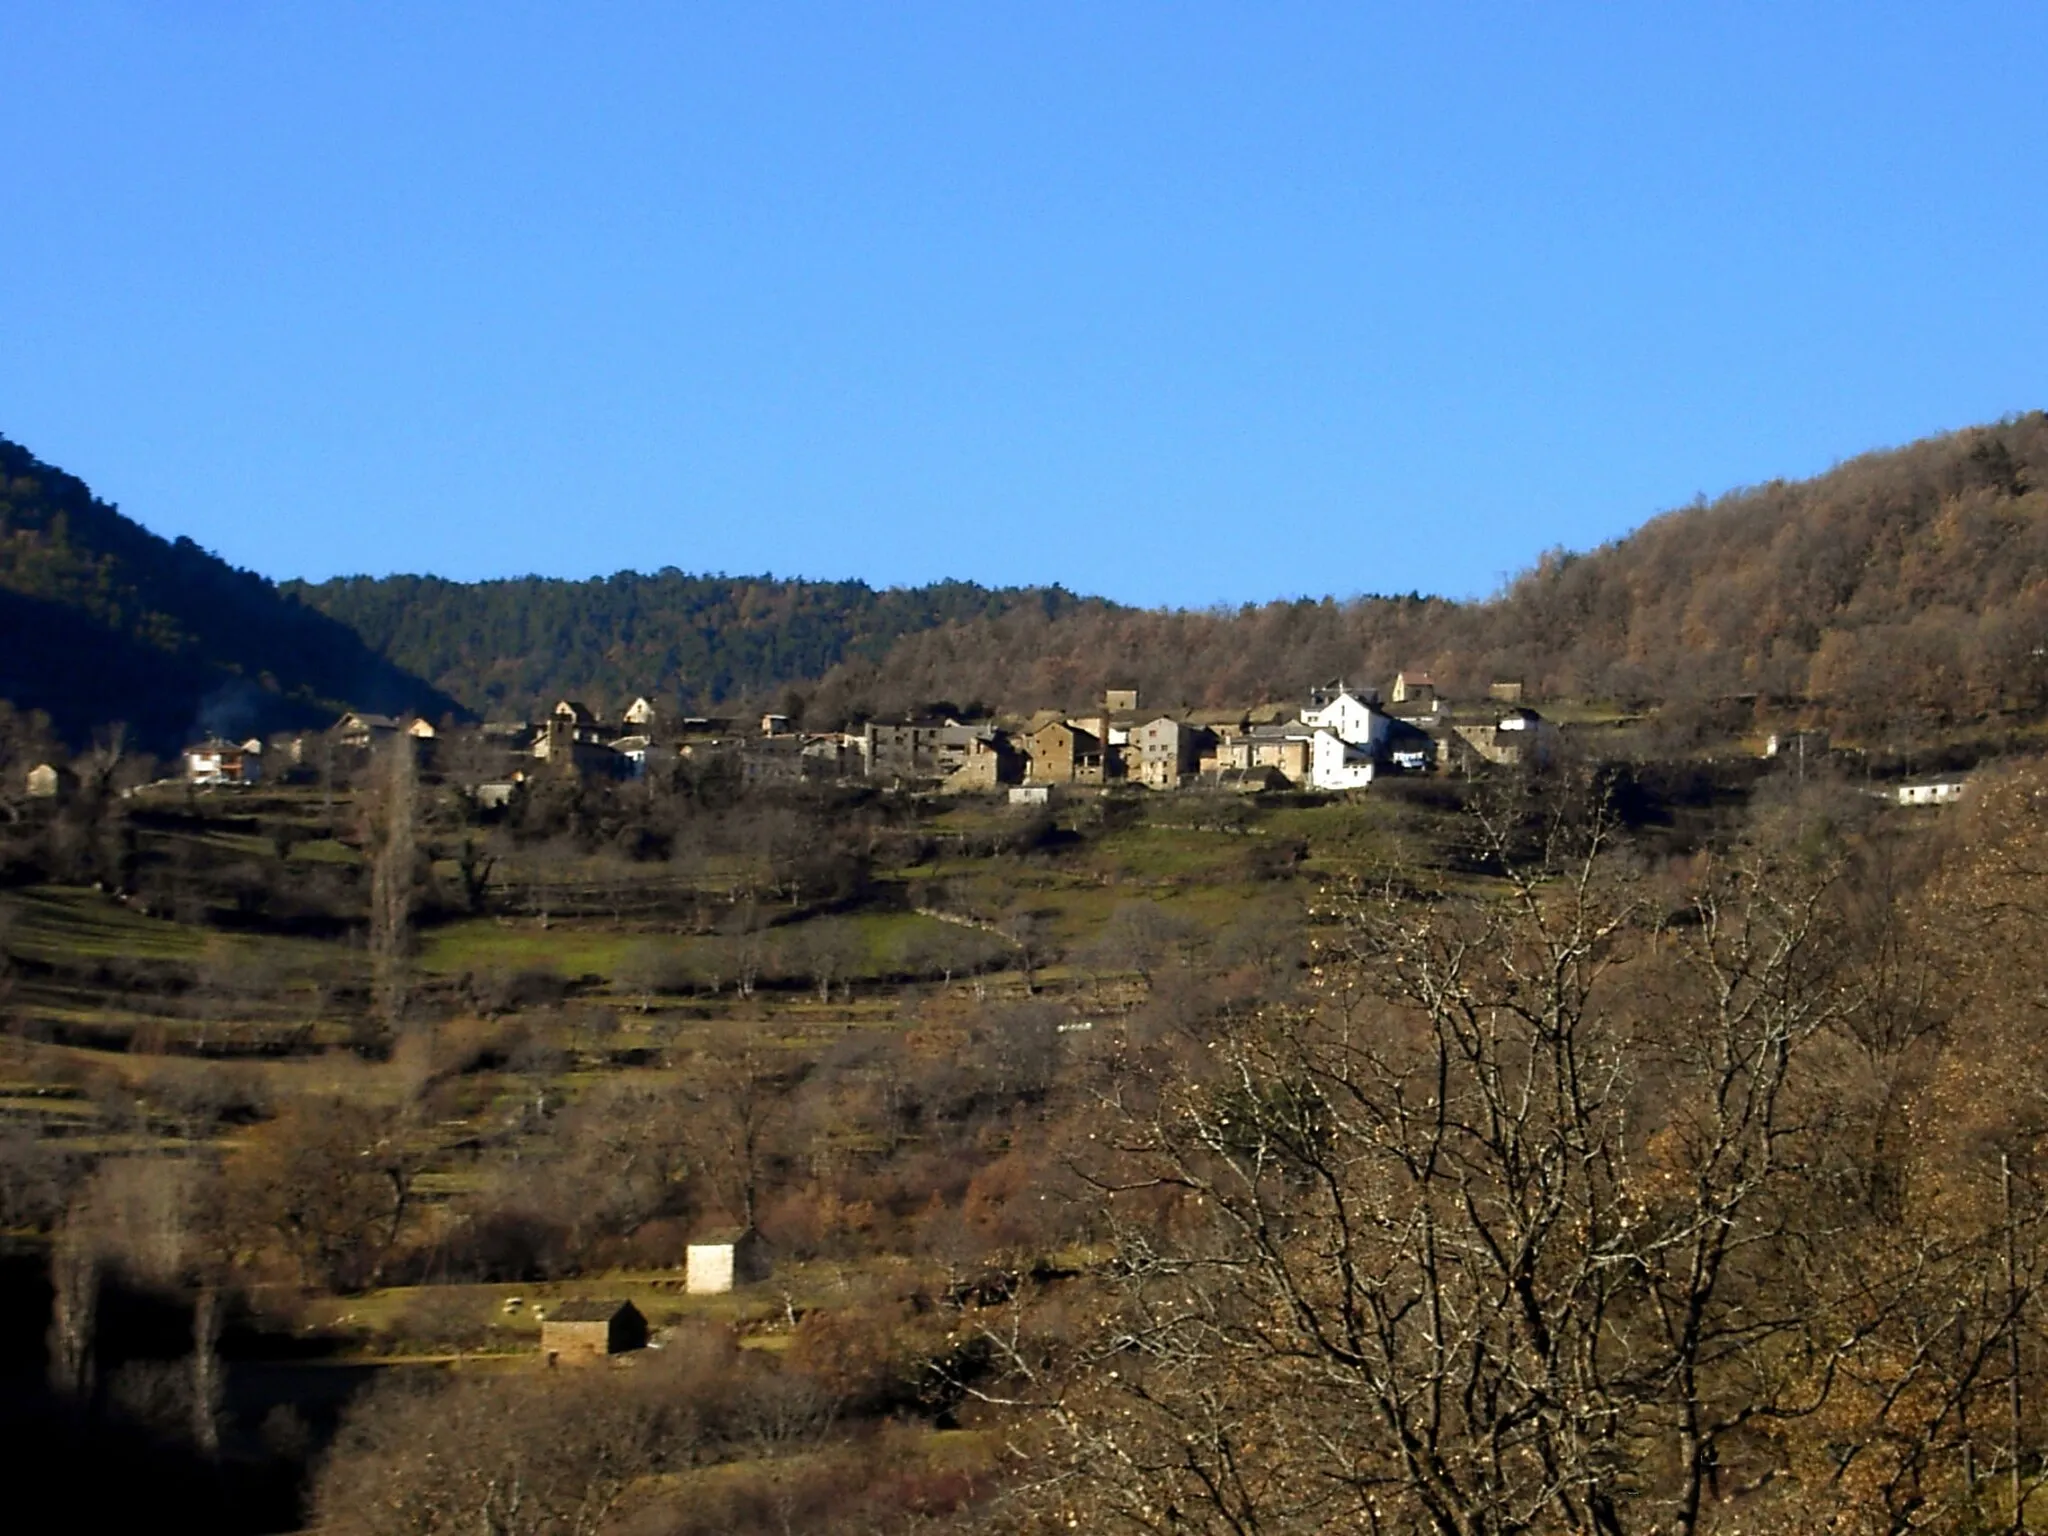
[540,1298,648,1364]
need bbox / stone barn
[685,1228,773,1295]
[540,1298,647,1364]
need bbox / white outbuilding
[684,1227,773,1295]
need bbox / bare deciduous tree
[226,1096,420,1291]
[314,1368,682,1536]
[1054,795,1885,1535]
[46,1207,98,1404]
[685,1035,798,1231]
[366,738,420,1046]
[1000,908,1048,995]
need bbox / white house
[1299,689,1388,749]
[1894,777,1968,807]
[1309,729,1376,791]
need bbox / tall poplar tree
[367,738,418,1048]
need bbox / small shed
[540,1298,648,1363]
[685,1228,773,1295]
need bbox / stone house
[623,696,660,729]
[1209,716,1383,792]
[1453,707,1559,769]
[1104,688,1141,714]
[541,1298,648,1364]
[1250,729,1310,784]
[937,724,1007,782]
[1210,726,1313,785]
[1068,713,1119,756]
[686,1228,773,1295]
[861,719,998,782]
[1131,717,1202,789]
[861,719,943,779]
[728,729,864,785]
[25,763,73,800]
[1025,721,1109,785]
[942,735,1020,792]
[801,734,864,781]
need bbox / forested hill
[0,437,455,751]
[284,572,1107,719]
[798,413,2048,732]
[18,412,2041,747]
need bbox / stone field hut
[540,1298,648,1364]
[685,1228,773,1295]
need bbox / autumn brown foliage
[1032,772,2048,1534]
[805,414,2048,735]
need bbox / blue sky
[2,4,2043,607]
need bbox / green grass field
[9,885,213,962]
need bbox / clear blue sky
[2,4,2043,608]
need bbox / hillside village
[157,671,1563,801]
